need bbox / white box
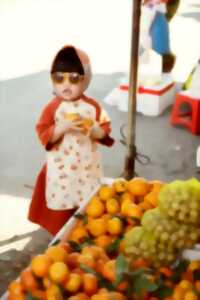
[103,78,177,116]
[137,80,176,116]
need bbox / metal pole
[124,0,142,180]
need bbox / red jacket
[28,95,114,236]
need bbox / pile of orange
[68,177,164,252]
[13,177,200,300]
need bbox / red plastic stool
[171,91,200,135]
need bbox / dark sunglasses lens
[69,73,81,84]
[52,73,64,83]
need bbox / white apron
[46,98,107,210]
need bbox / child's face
[51,72,85,100]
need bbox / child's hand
[89,124,105,140]
[63,119,85,133]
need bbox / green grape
[124,226,145,248]
[141,208,161,230]
[158,180,200,225]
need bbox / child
[28,45,114,236]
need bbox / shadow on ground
[0,228,51,296]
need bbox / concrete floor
[1,0,200,296]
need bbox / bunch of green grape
[124,179,200,268]
[159,179,200,226]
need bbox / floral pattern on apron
[46,98,108,210]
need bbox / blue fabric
[150,12,170,55]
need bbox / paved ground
[0,0,200,296]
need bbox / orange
[107,217,123,235]
[66,252,80,269]
[43,277,52,289]
[106,198,120,214]
[149,180,165,193]
[65,113,80,121]
[81,245,105,259]
[46,284,63,300]
[81,118,94,128]
[8,281,24,295]
[8,293,25,300]
[94,235,112,249]
[95,256,109,273]
[113,180,127,193]
[138,200,153,212]
[20,269,39,292]
[86,197,105,218]
[125,203,143,219]
[179,280,192,290]
[120,192,134,203]
[31,254,52,278]
[98,185,115,201]
[172,286,186,300]
[126,178,150,196]
[188,261,200,271]
[78,253,95,269]
[64,273,82,293]
[58,241,72,252]
[31,290,46,300]
[120,197,133,216]
[68,293,89,300]
[87,217,107,237]
[83,273,98,296]
[102,260,116,282]
[195,280,200,292]
[144,191,158,207]
[49,261,69,284]
[70,226,89,243]
[45,245,68,262]
[184,291,198,300]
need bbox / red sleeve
[36,97,62,151]
[99,121,114,147]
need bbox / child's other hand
[89,125,105,140]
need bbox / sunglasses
[51,72,84,84]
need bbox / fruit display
[125,179,200,268]
[6,177,200,300]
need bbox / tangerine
[86,197,105,218]
[126,178,150,196]
[106,198,120,214]
[64,273,82,293]
[49,261,69,284]
[45,245,68,262]
[107,217,123,235]
[98,186,115,201]
[31,254,52,278]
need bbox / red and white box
[104,77,177,116]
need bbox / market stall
[4,1,200,300]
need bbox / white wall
[1,0,200,81]
[0,0,132,80]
